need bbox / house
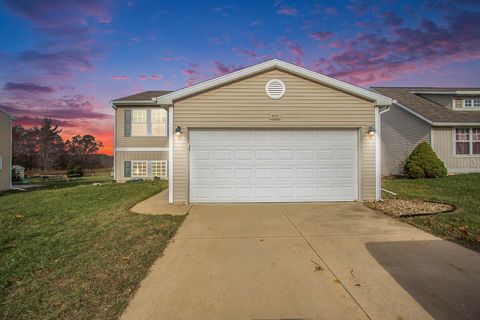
[0,108,13,191]
[112,59,392,203]
[372,87,480,176]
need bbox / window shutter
[147,109,152,136]
[124,161,131,178]
[124,109,132,137]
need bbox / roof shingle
[372,87,480,124]
[112,90,173,102]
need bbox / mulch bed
[365,198,455,217]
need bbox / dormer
[410,89,480,111]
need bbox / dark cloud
[3,0,112,27]
[4,82,55,93]
[18,49,93,76]
[383,11,403,27]
[13,115,71,127]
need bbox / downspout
[375,105,391,201]
[9,115,13,189]
[111,103,117,181]
[168,105,174,204]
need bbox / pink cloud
[276,6,298,16]
[181,63,200,85]
[139,75,147,80]
[283,39,304,65]
[325,7,337,15]
[309,31,334,41]
[311,10,480,85]
[111,75,129,80]
[150,74,162,80]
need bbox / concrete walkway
[130,189,190,215]
[122,202,480,320]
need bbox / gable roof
[0,107,14,119]
[112,90,173,105]
[154,59,392,106]
[372,87,480,125]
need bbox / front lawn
[383,173,480,251]
[0,178,184,320]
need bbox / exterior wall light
[367,126,376,136]
[175,126,182,135]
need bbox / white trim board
[154,59,392,106]
[168,106,174,204]
[116,147,169,152]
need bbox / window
[455,128,480,155]
[463,99,480,108]
[151,109,167,136]
[130,160,168,178]
[130,109,167,136]
[152,161,167,178]
[132,110,147,136]
[132,161,148,177]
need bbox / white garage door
[189,129,358,203]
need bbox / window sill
[453,154,480,158]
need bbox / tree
[12,125,37,169]
[65,134,103,167]
[34,119,65,173]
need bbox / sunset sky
[1,0,479,155]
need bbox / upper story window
[455,128,480,155]
[151,109,167,136]
[462,99,480,108]
[132,110,147,136]
[127,108,167,137]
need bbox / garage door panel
[190,129,358,203]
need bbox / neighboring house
[373,87,480,176]
[112,59,392,203]
[0,108,13,191]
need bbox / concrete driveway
[121,202,480,320]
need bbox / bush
[66,163,84,177]
[403,142,447,179]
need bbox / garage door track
[121,202,480,320]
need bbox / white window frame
[462,99,480,109]
[151,109,168,136]
[132,160,148,177]
[454,127,480,156]
[151,160,168,178]
[131,109,148,137]
[130,108,168,137]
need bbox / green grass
[0,177,184,320]
[383,173,480,251]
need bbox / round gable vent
[265,79,286,99]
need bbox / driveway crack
[279,206,372,320]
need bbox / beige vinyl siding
[115,106,169,148]
[0,112,11,191]
[432,127,480,173]
[381,105,431,176]
[172,68,377,203]
[115,151,168,181]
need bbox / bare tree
[34,119,64,173]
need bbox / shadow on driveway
[366,240,480,320]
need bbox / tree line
[13,118,111,173]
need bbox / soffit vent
[265,79,286,99]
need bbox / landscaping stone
[365,199,454,217]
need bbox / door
[189,129,358,203]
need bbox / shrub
[403,142,447,179]
[66,163,84,177]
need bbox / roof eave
[154,59,393,106]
